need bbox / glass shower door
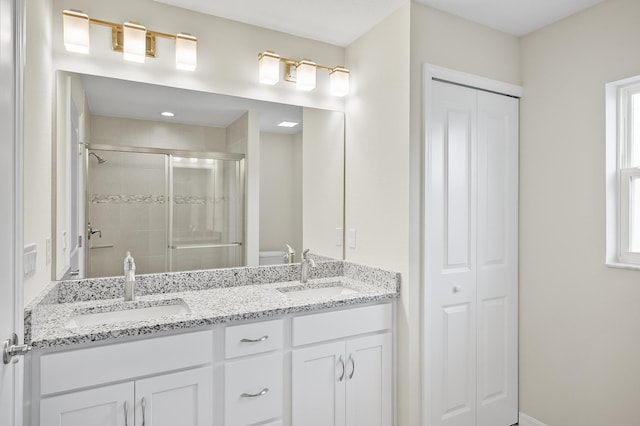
[86,150,168,278]
[169,156,245,271]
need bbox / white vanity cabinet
[291,304,393,426]
[37,330,214,426]
[31,302,395,426]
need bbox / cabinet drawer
[224,354,283,426]
[41,330,213,396]
[225,319,283,359]
[292,303,392,346]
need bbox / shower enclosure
[85,145,245,278]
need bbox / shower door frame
[84,143,246,277]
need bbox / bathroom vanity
[24,260,399,426]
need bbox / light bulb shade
[296,60,316,91]
[123,22,147,63]
[62,10,90,54]
[330,66,350,97]
[259,51,280,85]
[175,33,197,71]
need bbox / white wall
[519,0,640,424]
[259,132,302,255]
[228,112,260,266]
[345,4,412,424]
[23,0,53,304]
[302,108,344,259]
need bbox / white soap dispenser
[124,251,136,301]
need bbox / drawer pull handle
[338,356,345,382]
[240,388,269,398]
[141,397,147,426]
[348,355,355,379]
[240,335,269,343]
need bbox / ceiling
[80,74,303,135]
[155,0,606,45]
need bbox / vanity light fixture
[257,50,350,96]
[123,22,147,63]
[330,66,350,97]
[161,111,175,117]
[62,10,198,71]
[62,10,90,54]
[175,33,198,71]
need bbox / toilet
[259,251,286,265]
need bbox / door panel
[476,91,519,426]
[135,366,213,426]
[426,81,477,426]
[40,382,134,426]
[292,341,346,426]
[345,333,392,426]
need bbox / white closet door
[426,81,478,426]
[476,91,519,426]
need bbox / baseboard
[519,412,549,426]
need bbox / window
[606,77,640,267]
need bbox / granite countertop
[26,260,400,349]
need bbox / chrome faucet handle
[302,249,316,267]
[87,222,102,240]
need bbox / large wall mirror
[54,71,345,280]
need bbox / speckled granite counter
[25,260,400,349]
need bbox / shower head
[89,152,107,164]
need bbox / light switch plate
[336,227,343,247]
[348,228,356,249]
[24,244,37,277]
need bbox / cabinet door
[40,382,134,426]
[292,341,346,426]
[134,366,213,426]
[345,333,392,426]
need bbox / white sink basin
[65,300,190,329]
[279,283,360,299]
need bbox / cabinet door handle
[141,397,147,426]
[348,355,355,379]
[240,388,269,398]
[240,335,269,343]
[124,401,129,426]
[338,356,345,382]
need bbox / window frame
[606,77,640,268]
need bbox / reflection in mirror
[54,71,344,280]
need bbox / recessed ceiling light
[277,121,299,128]
[161,111,175,117]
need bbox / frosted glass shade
[296,60,316,91]
[62,10,90,54]
[259,51,280,85]
[330,67,350,97]
[123,22,147,63]
[175,33,197,71]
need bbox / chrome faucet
[300,249,316,283]
[124,251,136,301]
